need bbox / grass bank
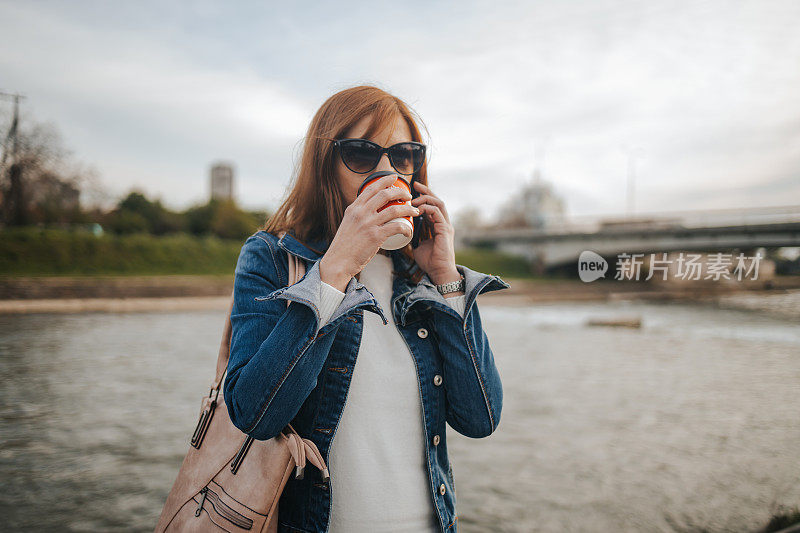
[0,227,537,279]
[0,228,243,276]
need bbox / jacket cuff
[257,258,388,328]
[318,281,346,331]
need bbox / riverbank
[488,276,800,321]
[0,296,233,314]
[2,274,799,318]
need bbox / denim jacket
[223,230,510,533]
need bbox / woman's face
[334,114,413,206]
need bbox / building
[496,168,566,229]
[210,162,234,201]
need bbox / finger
[381,218,413,240]
[375,202,419,225]
[412,181,438,199]
[417,203,451,229]
[365,181,412,213]
[411,182,442,204]
[411,193,449,223]
[354,174,401,206]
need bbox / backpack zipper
[194,485,254,530]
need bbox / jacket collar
[275,231,331,262]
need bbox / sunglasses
[327,138,426,176]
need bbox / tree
[184,201,216,236]
[105,191,185,235]
[210,199,260,240]
[0,113,100,226]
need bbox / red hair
[263,85,431,282]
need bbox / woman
[224,85,510,533]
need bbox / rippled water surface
[1,300,798,532]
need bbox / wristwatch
[435,274,465,295]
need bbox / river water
[1,300,798,532]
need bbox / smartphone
[411,180,423,249]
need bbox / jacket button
[433,374,442,386]
[439,483,446,495]
[417,327,428,338]
[433,434,440,446]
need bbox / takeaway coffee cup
[356,170,414,250]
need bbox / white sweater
[315,252,465,532]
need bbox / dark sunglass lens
[340,140,379,173]
[389,144,424,174]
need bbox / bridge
[460,205,800,273]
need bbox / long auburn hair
[263,85,432,283]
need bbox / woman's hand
[410,181,461,285]
[319,174,420,292]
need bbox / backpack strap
[210,230,306,396]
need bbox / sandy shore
[1,275,798,317]
[0,296,233,314]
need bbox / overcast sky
[1,0,799,222]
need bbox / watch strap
[436,275,465,295]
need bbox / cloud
[0,2,312,209]
[1,0,798,218]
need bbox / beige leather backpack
[155,230,329,532]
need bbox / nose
[375,153,393,173]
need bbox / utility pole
[626,151,635,215]
[532,136,550,184]
[0,91,25,167]
[622,145,644,217]
[1,91,27,225]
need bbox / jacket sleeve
[427,265,510,438]
[223,234,354,440]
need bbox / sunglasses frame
[327,138,427,176]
